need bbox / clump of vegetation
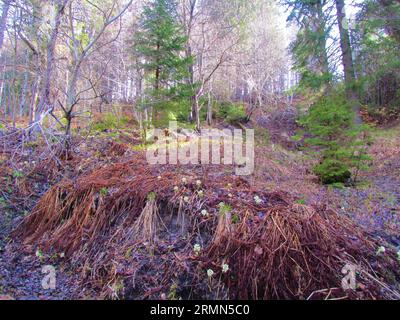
[297,91,371,185]
[216,101,247,125]
[91,113,129,132]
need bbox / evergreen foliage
[216,101,248,125]
[353,0,400,118]
[297,90,371,185]
[134,0,193,107]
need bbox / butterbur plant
[193,244,201,256]
[12,170,24,179]
[100,187,108,197]
[254,195,262,204]
[201,209,209,217]
[218,202,232,216]
[35,248,44,262]
[376,246,386,255]
[147,192,157,201]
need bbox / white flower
[157,176,162,180]
[222,263,229,273]
[193,244,201,255]
[207,269,214,278]
[218,202,225,207]
[397,250,400,261]
[183,196,189,203]
[228,193,233,198]
[376,246,386,255]
[181,177,187,184]
[254,195,262,204]
[198,190,204,197]
[173,186,179,192]
[196,180,202,186]
[227,183,232,188]
[201,209,209,217]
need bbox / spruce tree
[284,0,331,91]
[134,0,192,105]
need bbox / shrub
[313,159,351,185]
[92,112,129,132]
[298,90,371,185]
[216,101,247,124]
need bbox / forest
[0,0,399,301]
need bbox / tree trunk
[206,91,212,125]
[0,0,12,111]
[335,0,361,124]
[35,0,69,125]
[195,97,200,131]
[0,0,12,51]
[20,51,29,116]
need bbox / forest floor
[0,113,399,300]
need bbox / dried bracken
[12,154,400,300]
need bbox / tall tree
[35,0,70,127]
[0,0,13,112]
[335,0,360,124]
[62,0,133,140]
[134,0,192,115]
[0,0,12,51]
[285,0,331,91]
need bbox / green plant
[134,0,194,111]
[216,101,247,124]
[313,159,351,185]
[218,202,232,215]
[298,90,371,185]
[147,191,156,201]
[231,213,240,224]
[296,198,306,205]
[100,187,108,197]
[35,248,45,262]
[12,170,24,179]
[112,279,125,298]
[167,282,179,300]
[91,113,129,132]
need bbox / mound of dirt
[12,155,400,299]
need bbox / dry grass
[11,151,400,299]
